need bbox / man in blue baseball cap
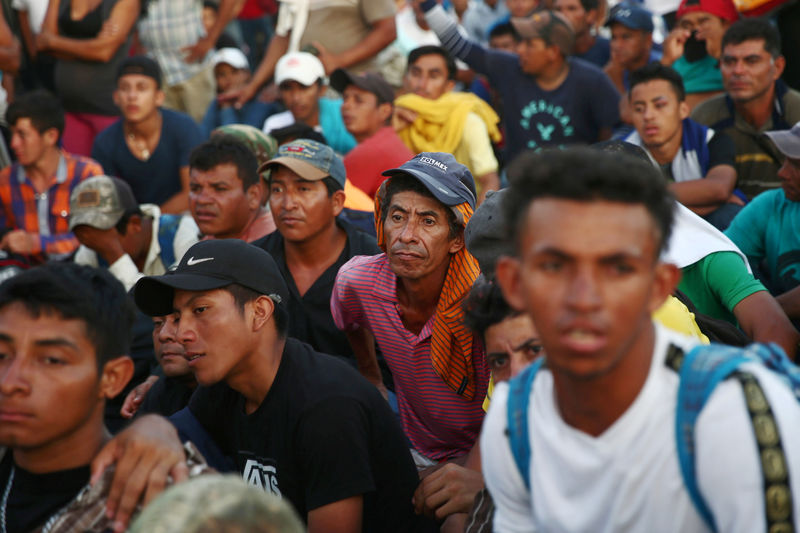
[331,152,490,479]
[605,3,660,94]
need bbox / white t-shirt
[11,0,49,33]
[481,324,800,533]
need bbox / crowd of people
[1,0,800,531]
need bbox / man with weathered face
[332,152,489,466]
[692,18,800,200]
[485,147,800,531]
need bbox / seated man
[134,239,436,532]
[71,175,200,292]
[725,121,800,321]
[200,47,277,138]
[625,63,740,230]
[332,153,490,465]
[331,68,413,199]
[0,90,103,263]
[0,263,139,532]
[92,56,204,214]
[394,46,500,203]
[418,4,620,160]
[253,139,381,364]
[488,147,800,531]
[692,19,800,200]
[262,52,356,155]
[189,135,275,242]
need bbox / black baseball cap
[134,239,289,316]
[382,152,477,209]
[117,55,162,88]
[330,68,395,104]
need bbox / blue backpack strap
[157,214,182,269]
[506,357,545,491]
[675,342,799,532]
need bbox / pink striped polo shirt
[331,253,489,462]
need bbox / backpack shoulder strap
[506,357,546,491]
[157,214,182,269]
[675,342,798,532]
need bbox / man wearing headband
[332,152,489,466]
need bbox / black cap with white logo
[134,239,289,316]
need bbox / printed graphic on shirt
[240,452,282,498]
[777,250,800,291]
[520,99,575,150]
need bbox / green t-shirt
[678,251,766,324]
[673,55,723,94]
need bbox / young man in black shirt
[0,263,136,532]
[253,139,380,362]
[134,239,432,533]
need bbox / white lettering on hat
[418,156,448,171]
[186,256,214,266]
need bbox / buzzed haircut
[489,21,520,42]
[7,89,65,137]
[503,147,675,255]
[629,62,686,101]
[463,277,518,340]
[0,262,135,369]
[721,18,781,58]
[408,45,457,81]
[190,135,260,190]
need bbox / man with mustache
[332,152,489,467]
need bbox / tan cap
[511,10,575,56]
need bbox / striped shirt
[332,253,489,462]
[0,152,102,260]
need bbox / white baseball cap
[275,52,325,87]
[213,47,250,70]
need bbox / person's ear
[331,188,346,216]
[99,356,135,399]
[444,78,457,93]
[43,127,59,148]
[250,294,276,332]
[495,255,526,312]
[127,214,143,235]
[155,89,166,107]
[246,183,261,210]
[679,100,690,120]
[112,89,121,109]
[774,55,786,80]
[378,102,393,124]
[648,261,681,314]
[448,230,465,254]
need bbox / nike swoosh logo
[186,256,214,266]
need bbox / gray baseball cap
[259,139,346,188]
[69,175,138,231]
[765,121,800,159]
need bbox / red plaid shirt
[0,151,103,261]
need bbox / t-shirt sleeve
[295,397,376,510]
[696,363,800,532]
[707,131,736,169]
[704,251,766,312]
[724,193,772,263]
[331,258,368,332]
[360,0,396,24]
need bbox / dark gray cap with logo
[382,152,477,209]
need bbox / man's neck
[24,148,61,190]
[284,219,346,271]
[647,126,683,165]
[221,208,262,241]
[395,256,450,333]
[536,59,570,92]
[573,31,596,56]
[125,109,162,138]
[300,106,321,128]
[12,414,108,474]
[551,320,656,437]
[227,337,286,415]
[353,125,384,144]
[734,84,776,131]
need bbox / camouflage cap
[212,124,279,173]
[69,175,138,231]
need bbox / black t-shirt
[188,339,434,532]
[138,375,196,418]
[251,219,380,359]
[0,451,89,533]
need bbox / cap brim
[258,156,328,181]
[68,210,120,231]
[134,274,232,316]
[765,130,800,159]
[381,168,463,206]
[510,17,543,40]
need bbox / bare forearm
[668,168,735,207]
[476,172,499,205]
[777,286,800,322]
[334,17,396,69]
[345,327,383,388]
[735,291,800,360]
[206,0,245,43]
[249,33,289,91]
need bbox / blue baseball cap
[382,152,476,209]
[606,4,654,32]
[259,139,346,188]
